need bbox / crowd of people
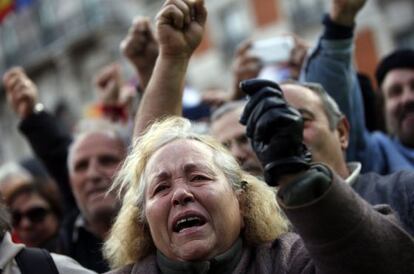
[1,0,414,273]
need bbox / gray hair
[210,83,343,131]
[282,81,344,130]
[67,118,130,172]
[210,100,246,123]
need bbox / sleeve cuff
[322,14,355,40]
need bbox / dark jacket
[107,173,414,274]
[19,111,109,272]
[353,171,414,235]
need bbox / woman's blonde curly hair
[104,116,289,268]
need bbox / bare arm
[133,0,207,136]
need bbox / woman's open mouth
[173,214,207,233]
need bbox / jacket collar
[156,238,243,274]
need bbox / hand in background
[230,40,263,101]
[120,16,159,89]
[94,63,123,106]
[330,0,367,26]
[284,34,310,80]
[2,67,39,119]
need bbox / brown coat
[106,173,414,274]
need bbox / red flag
[0,0,15,22]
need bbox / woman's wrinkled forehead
[146,139,215,173]
[142,139,220,188]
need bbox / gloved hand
[239,79,311,186]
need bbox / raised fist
[240,79,311,185]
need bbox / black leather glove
[239,79,311,186]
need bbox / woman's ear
[236,183,247,229]
[236,181,248,208]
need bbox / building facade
[0,0,413,164]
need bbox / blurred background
[0,0,413,164]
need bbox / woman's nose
[19,216,33,228]
[171,185,194,206]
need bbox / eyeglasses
[12,207,51,227]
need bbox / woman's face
[10,192,59,247]
[144,139,243,261]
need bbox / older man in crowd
[2,68,128,272]
[302,0,414,174]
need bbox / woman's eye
[192,175,208,181]
[154,184,169,194]
[191,175,206,181]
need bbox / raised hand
[230,40,263,100]
[239,79,311,185]
[330,0,367,26]
[2,67,39,119]
[284,34,309,80]
[120,16,159,89]
[156,0,207,59]
[94,63,123,106]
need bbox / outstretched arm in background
[120,16,159,91]
[2,67,76,213]
[301,0,367,163]
[240,79,414,274]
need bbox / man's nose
[86,159,103,180]
[171,184,194,206]
[401,84,414,103]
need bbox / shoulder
[252,233,310,271]
[51,253,97,274]
[357,171,414,190]
[105,264,134,274]
[105,255,158,274]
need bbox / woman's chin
[173,240,215,262]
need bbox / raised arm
[120,16,159,91]
[133,0,207,136]
[240,79,414,274]
[301,0,367,163]
[2,67,76,213]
